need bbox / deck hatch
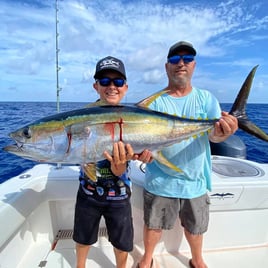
[55,229,73,240]
[212,156,264,177]
[54,227,108,241]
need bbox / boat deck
[17,228,268,268]
[1,160,268,268]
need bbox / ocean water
[0,102,268,183]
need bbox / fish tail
[230,65,268,142]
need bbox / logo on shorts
[96,186,104,196]
[108,189,116,196]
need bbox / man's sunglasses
[96,77,126,87]
[168,55,195,64]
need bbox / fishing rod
[55,0,62,169]
[55,0,61,113]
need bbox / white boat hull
[1,156,268,267]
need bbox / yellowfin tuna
[4,105,215,170]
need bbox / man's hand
[133,149,153,163]
[209,111,238,143]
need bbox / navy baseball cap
[94,56,126,79]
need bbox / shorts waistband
[79,177,130,199]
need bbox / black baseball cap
[167,41,197,58]
[94,56,126,79]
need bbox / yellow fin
[83,163,97,182]
[136,89,169,108]
[153,151,183,173]
[86,99,108,107]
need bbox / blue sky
[1,0,268,104]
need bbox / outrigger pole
[55,0,61,113]
[55,0,62,169]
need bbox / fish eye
[23,127,31,139]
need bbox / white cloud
[1,0,268,103]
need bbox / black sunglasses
[168,55,195,64]
[96,77,126,87]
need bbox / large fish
[3,104,216,172]
[3,66,268,172]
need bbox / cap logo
[99,58,120,70]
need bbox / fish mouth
[3,143,39,161]
[3,142,24,153]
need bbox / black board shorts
[73,185,133,252]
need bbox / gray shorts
[143,190,210,235]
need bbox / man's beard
[173,75,188,88]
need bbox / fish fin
[230,65,268,142]
[238,118,268,141]
[136,89,170,108]
[83,163,97,182]
[230,65,258,116]
[85,99,108,107]
[153,151,183,173]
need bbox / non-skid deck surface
[18,229,268,268]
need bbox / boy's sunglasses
[96,77,126,87]
[168,55,195,64]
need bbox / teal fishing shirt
[145,87,221,199]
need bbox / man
[137,41,238,268]
[73,56,150,268]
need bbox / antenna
[55,0,61,113]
